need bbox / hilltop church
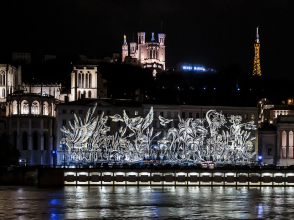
[122,31,166,77]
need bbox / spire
[124,35,127,44]
[151,32,155,41]
[255,26,260,44]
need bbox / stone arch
[88,90,91,98]
[33,131,39,150]
[31,100,39,115]
[78,90,81,99]
[21,100,29,114]
[43,101,49,115]
[2,88,5,98]
[22,132,28,150]
[12,100,18,114]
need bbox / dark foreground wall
[0,167,38,186]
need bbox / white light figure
[60,105,257,165]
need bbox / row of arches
[77,90,91,99]
[16,131,49,151]
[78,73,92,88]
[10,100,54,116]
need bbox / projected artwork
[60,103,257,165]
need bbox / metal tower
[253,27,262,76]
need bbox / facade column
[49,119,53,165]
[40,101,43,115]
[286,131,289,159]
[28,119,32,150]
[17,117,21,150]
[40,118,44,150]
[18,101,20,115]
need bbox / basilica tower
[122,35,128,62]
[253,27,262,76]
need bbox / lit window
[135,111,138,115]
[251,114,255,120]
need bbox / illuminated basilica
[122,31,166,77]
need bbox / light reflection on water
[0,186,294,219]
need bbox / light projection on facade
[60,104,257,165]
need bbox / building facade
[6,93,57,165]
[55,101,259,165]
[70,65,107,101]
[0,64,22,103]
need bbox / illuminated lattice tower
[253,27,262,76]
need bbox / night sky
[2,0,294,80]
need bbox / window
[160,112,164,117]
[107,110,111,115]
[79,110,83,114]
[189,112,193,118]
[98,110,102,115]
[196,113,199,118]
[251,114,255,120]
[182,112,185,118]
[62,119,66,126]
[135,111,138,115]
[70,110,75,114]
[71,119,74,125]
[244,113,248,120]
[62,109,66,114]
[203,113,206,118]
[174,112,178,118]
[268,148,272,155]
[126,111,129,115]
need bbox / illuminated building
[122,35,128,62]
[253,27,262,76]
[6,92,57,165]
[122,31,166,77]
[70,65,107,101]
[0,64,22,103]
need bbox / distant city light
[181,64,215,73]
[214,88,216,90]
[204,87,206,90]
[237,88,240,91]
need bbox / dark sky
[2,0,294,79]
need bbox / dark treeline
[19,61,294,107]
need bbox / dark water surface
[0,186,294,219]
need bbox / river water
[0,186,294,219]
